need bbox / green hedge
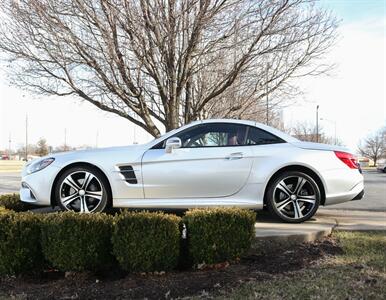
[183,208,256,265]
[0,193,34,212]
[112,211,181,272]
[41,212,114,272]
[0,212,44,275]
[0,207,256,275]
[0,206,11,215]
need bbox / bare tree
[0,0,337,137]
[382,126,386,159]
[16,144,37,157]
[290,121,340,145]
[54,144,76,153]
[358,128,386,166]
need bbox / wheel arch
[263,165,326,206]
[50,162,113,208]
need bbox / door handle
[225,152,244,160]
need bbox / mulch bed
[0,237,342,299]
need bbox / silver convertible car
[20,119,364,222]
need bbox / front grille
[119,166,138,184]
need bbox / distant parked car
[20,119,364,223]
[1,155,10,160]
[377,161,386,173]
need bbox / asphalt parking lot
[0,172,21,195]
[0,169,385,211]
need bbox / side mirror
[165,137,182,153]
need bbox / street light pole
[8,133,11,159]
[266,63,269,126]
[64,128,67,151]
[316,105,319,143]
[133,126,138,144]
[25,114,28,161]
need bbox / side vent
[119,165,138,184]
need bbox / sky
[0,0,385,152]
[284,0,386,149]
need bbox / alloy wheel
[273,175,317,220]
[59,171,104,213]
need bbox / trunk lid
[290,141,353,154]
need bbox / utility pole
[266,63,269,126]
[25,114,28,161]
[133,126,138,144]
[316,105,319,143]
[64,128,67,151]
[8,133,11,159]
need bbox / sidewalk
[317,208,386,231]
[252,209,386,251]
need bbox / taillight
[334,151,358,169]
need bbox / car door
[141,123,253,199]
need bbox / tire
[55,166,110,213]
[266,171,321,223]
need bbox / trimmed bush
[41,212,114,272]
[0,211,44,275]
[183,208,256,265]
[112,211,181,272]
[0,206,11,215]
[0,193,34,212]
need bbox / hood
[290,141,353,154]
[50,144,147,158]
[42,144,150,168]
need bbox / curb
[251,217,336,253]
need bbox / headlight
[27,158,55,174]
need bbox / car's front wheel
[55,166,109,213]
[266,171,321,223]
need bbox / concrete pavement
[252,209,386,251]
[253,215,335,249]
[317,209,386,231]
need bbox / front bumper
[19,164,60,206]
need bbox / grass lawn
[218,231,386,300]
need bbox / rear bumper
[324,179,364,206]
[351,189,365,201]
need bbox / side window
[154,123,248,149]
[246,127,285,145]
[178,123,248,148]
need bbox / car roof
[198,119,299,142]
[148,118,299,147]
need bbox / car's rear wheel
[266,171,321,223]
[55,166,109,213]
